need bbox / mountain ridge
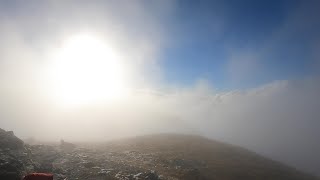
[0,128,319,180]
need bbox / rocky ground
[0,128,319,180]
[0,128,200,180]
[0,129,162,180]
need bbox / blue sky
[0,0,319,90]
[159,0,319,90]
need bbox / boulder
[0,128,24,150]
[59,139,75,152]
[0,128,37,180]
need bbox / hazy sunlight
[48,33,128,107]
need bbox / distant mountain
[0,129,319,180]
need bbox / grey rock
[0,128,24,150]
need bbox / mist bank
[0,77,320,176]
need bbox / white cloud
[3,75,320,174]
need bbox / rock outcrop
[0,128,24,150]
[0,128,32,180]
[59,139,76,152]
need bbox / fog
[1,0,320,177]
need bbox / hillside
[97,134,319,180]
[0,129,319,180]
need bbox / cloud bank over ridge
[0,0,320,176]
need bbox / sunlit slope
[102,134,319,180]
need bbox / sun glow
[48,34,129,107]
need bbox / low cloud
[1,75,320,175]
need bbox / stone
[0,128,24,150]
[59,140,75,152]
